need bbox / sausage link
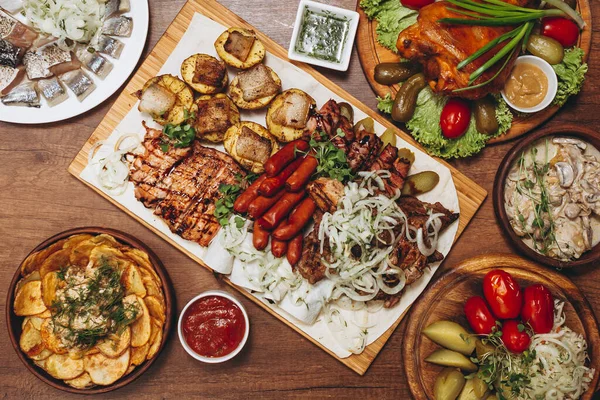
[270,237,288,258]
[233,174,267,214]
[252,220,270,251]
[286,156,318,192]
[247,190,285,220]
[264,139,310,177]
[272,198,316,240]
[258,190,306,230]
[258,157,304,197]
[286,233,303,267]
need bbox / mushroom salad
[505,136,600,261]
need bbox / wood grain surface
[67,0,484,376]
[355,0,592,144]
[0,0,599,398]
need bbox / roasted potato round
[266,89,316,142]
[138,75,196,126]
[193,94,240,143]
[224,121,279,173]
[180,54,228,94]
[214,27,265,70]
[229,64,281,110]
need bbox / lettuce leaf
[377,90,513,159]
[552,47,588,107]
[360,0,417,52]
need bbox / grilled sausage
[247,190,285,219]
[233,174,267,214]
[272,198,316,240]
[271,237,288,258]
[286,156,318,192]
[286,233,303,267]
[252,220,270,250]
[258,190,305,230]
[264,139,309,177]
[259,157,304,197]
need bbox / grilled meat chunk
[193,56,226,87]
[224,31,255,62]
[347,129,383,172]
[296,212,331,284]
[237,64,280,101]
[307,177,345,214]
[195,96,234,135]
[236,126,272,164]
[304,99,355,150]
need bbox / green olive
[338,102,354,124]
[391,73,426,123]
[473,97,499,135]
[374,62,421,85]
[353,117,375,134]
[526,34,564,65]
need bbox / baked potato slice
[214,27,265,69]
[84,349,130,386]
[224,121,279,173]
[20,320,45,358]
[45,353,85,380]
[266,89,316,142]
[65,372,95,389]
[138,75,195,126]
[228,64,281,110]
[97,326,131,358]
[193,94,240,143]
[14,281,47,316]
[181,54,228,94]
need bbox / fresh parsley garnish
[302,128,354,183]
[214,183,243,227]
[159,111,196,152]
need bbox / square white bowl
[288,0,359,72]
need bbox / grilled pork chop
[130,124,245,246]
[397,0,529,99]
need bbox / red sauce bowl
[178,291,249,363]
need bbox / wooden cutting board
[355,0,593,144]
[403,254,600,398]
[68,0,487,375]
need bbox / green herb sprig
[301,129,354,183]
[214,173,257,227]
[159,109,197,152]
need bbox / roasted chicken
[396,0,529,99]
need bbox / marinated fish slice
[76,47,113,79]
[38,77,67,107]
[104,0,120,18]
[1,81,40,107]
[95,35,124,59]
[119,0,131,13]
[102,16,133,37]
[41,44,72,68]
[0,8,17,39]
[0,8,37,48]
[49,57,81,76]
[23,51,51,79]
[0,64,24,95]
[60,69,96,101]
[0,38,21,67]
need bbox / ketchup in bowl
[181,295,247,359]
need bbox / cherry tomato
[401,0,435,9]
[440,98,471,139]
[521,284,554,334]
[483,270,522,319]
[501,320,531,354]
[542,17,579,48]
[464,296,498,335]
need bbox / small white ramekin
[501,55,558,114]
[178,290,250,363]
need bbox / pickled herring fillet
[1,81,40,107]
[38,77,68,107]
[60,69,96,101]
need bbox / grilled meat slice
[307,177,345,214]
[398,195,459,232]
[370,144,398,172]
[296,212,331,284]
[347,129,383,172]
[396,1,527,99]
[303,99,355,151]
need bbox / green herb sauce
[295,7,349,63]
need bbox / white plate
[0,1,149,124]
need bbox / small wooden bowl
[403,254,600,399]
[493,124,600,269]
[5,227,174,395]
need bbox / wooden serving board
[355,1,593,144]
[403,254,600,398]
[67,0,487,375]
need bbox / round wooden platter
[5,227,174,395]
[355,1,592,144]
[402,254,600,399]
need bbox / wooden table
[0,0,598,398]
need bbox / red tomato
[542,17,579,48]
[483,270,522,319]
[501,320,531,354]
[521,284,554,334]
[401,0,434,9]
[464,296,498,334]
[440,98,471,139]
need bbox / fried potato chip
[21,239,67,275]
[41,271,60,308]
[15,270,41,297]
[39,248,70,277]
[20,320,45,357]
[70,239,97,267]
[144,296,165,324]
[30,348,53,361]
[46,353,85,380]
[69,349,87,360]
[97,326,131,358]
[34,359,47,369]
[84,349,130,385]
[130,296,151,347]
[89,245,127,270]
[62,234,94,250]
[40,319,67,354]
[35,309,52,318]
[124,365,135,377]
[65,372,94,389]
[85,347,100,356]
[121,264,146,297]
[26,315,46,330]
[130,341,149,366]
[90,234,120,247]
[14,281,47,316]
[124,249,159,280]
[146,324,163,361]
[142,277,163,301]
